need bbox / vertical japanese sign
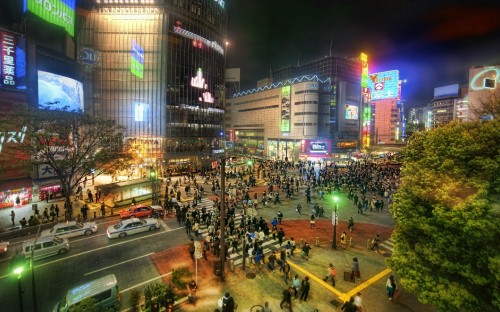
[361,53,369,88]
[24,0,75,37]
[131,39,144,79]
[1,31,26,90]
[280,86,291,132]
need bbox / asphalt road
[0,216,188,312]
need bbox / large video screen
[345,104,359,120]
[38,70,83,112]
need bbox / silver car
[106,217,160,239]
[41,221,98,239]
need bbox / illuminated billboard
[361,53,369,88]
[38,70,83,112]
[0,30,27,90]
[345,104,359,120]
[368,70,399,100]
[24,0,75,37]
[131,39,144,79]
[280,86,291,132]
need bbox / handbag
[218,297,223,308]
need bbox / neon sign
[361,53,368,88]
[368,70,399,100]
[0,126,27,154]
[1,31,27,90]
[470,67,499,91]
[173,24,224,55]
[190,68,214,104]
[131,39,144,79]
[280,86,291,132]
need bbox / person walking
[277,210,284,224]
[354,292,364,311]
[262,301,273,312]
[299,276,310,302]
[296,203,302,215]
[10,210,15,226]
[341,296,358,312]
[323,263,337,286]
[301,243,311,261]
[371,234,380,252]
[351,257,360,281]
[386,275,397,300]
[348,217,354,232]
[340,231,347,250]
[280,287,293,311]
[283,260,291,284]
[221,292,236,312]
[292,274,300,298]
[277,228,285,246]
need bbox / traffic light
[9,252,26,278]
[149,168,156,180]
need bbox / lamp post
[332,196,338,249]
[219,156,227,282]
[10,252,26,312]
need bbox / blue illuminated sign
[368,70,399,100]
[131,39,144,79]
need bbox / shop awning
[0,177,33,191]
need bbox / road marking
[287,259,344,298]
[342,268,392,301]
[120,271,173,294]
[0,227,183,280]
[287,259,392,302]
[84,253,154,276]
[71,233,108,242]
[158,220,170,230]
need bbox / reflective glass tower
[77,0,227,173]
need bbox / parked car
[22,236,70,261]
[0,241,9,255]
[107,218,160,239]
[119,205,153,219]
[41,221,98,239]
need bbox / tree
[0,106,128,218]
[388,120,500,311]
[68,297,98,312]
[469,92,500,120]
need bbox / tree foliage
[469,92,500,120]
[68,297,99,312]
[0,106,128,210]
[388,120,500,311]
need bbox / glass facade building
[77,0,227,172]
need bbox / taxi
[106,217,160,239]
[41,221,98,239]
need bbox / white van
[53,274,120,312]
[22,236,70,261]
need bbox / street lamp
[10,252,26,312]
[332,195,339,249]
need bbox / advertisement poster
[345,104,359,120]
[280,86,291,132]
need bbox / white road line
[120,271,173,294]
[158,220,170,230]
[84,253,154,276]
[0,227,183,280]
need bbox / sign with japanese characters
[38,164,58,178]
[24,0,75,37]
[0,30,27,90]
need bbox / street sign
[332,212,338,225]
[194,241,202,259]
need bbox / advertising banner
[0,30,27,90]
[280,86,291,132]
[368,70,399,100]
[24,0,75,37]
[300,139,331,154]
[131,39,144,79]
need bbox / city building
[78,0,228,174]
[226,75,331,162]
[467,64,500,120]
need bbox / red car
[120,205,153,219]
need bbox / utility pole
[219,157,226,282]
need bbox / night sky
[227,0,500,107]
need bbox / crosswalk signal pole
[332,196,338,249]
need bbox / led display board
[345,104,359,120]
[368,70,399,100]
[0,30,27,90]
[434,84,459,98]
[300,139,331,154]
[24,0,75,37]
[361,53,368,88]
[280,86,291,132]
[38,70,84,112]
[131,39,144,79]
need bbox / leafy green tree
[143,283,176,312]
[0,106,128,217]
[388,120,500,311]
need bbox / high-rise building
[468,65,500,120]
[77,0,227,173]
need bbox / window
[92,289,112,302]
[42,242,55,248]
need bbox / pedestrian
[301,243,311,261]
[42,208,50,222]
[351,257,360,281]
[267,251,277,272]
[299,276,310,302]
[100,202,106,216]
[386,275,397,300]
[340,231,347,249]
[309,214,316,228]
[10,210,15,226]
[296,203,301,215]
[283,260,291,284]
[348,217,354,232]
[55,204,60,218]
[371,234,380,252]
[354,292,364,311]
[188,238,195,260]
[341,296,357,312]
[323,263,337,286]
[280,287,293,311]
[131,197,136,205]
[262,301,273,312]
[292,274,300,298]
[277,228,285,246]
[271,217,278,229]
[290,237,296,256]
[277,210,284,224]
[221,292,236,312]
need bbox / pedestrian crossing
[189,196,282,267]
[378,239,394,256]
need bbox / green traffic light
[13,267,23,275]
[333,195,339,203]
